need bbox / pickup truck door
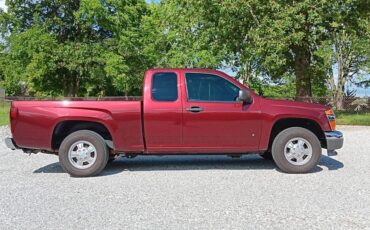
[143,71,183,152]
[181,72,261,153]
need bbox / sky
[0,0,6,12]
[0,0,368,96]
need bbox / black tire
[59,130,109,177]
[259,151,273,160]
[271,127,321,173]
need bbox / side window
[186,73,239,102]
[152,72,178,102]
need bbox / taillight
[10,105,18,120]
[325,108,336,130]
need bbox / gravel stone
[0,125,369,229]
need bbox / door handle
[186,106,204,113]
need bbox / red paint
[9,68,333,154]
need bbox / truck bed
[10,99,145,152]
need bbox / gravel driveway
[0,125,369,229]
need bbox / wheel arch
[268,118,326,152]
[51,120,114,150]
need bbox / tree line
[0,0,369,109]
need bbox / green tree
[141,0,225,68]
[0,0,150,96]
[1,0,368,100]
[78,0,150,96]
[316,0,369,109]
[154,0,335,98]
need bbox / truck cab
[143,68,261,153]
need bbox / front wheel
[59,130,109,177]
[272,127,321,173]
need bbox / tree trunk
[241,72,250,86]
[242,63,251,86]
[63,75,69,97]
[71,75,78,97]
[293,45,312,101]
[331,32,348,111]
[124,82,128,97]
[333,76,347,110]
[329,69,346,111]
[335,90,344,110]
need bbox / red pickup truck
[5,68,343,176]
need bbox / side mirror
[238,89,253,104]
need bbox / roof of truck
[146,68,228,76]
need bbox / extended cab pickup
[5,68,343,176]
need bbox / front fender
[258,100,330,151]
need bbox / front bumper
[4,137,18,150]
[325,131,344,151]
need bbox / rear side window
[152,72,178,101]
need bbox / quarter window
[152,72,178,101]
[186,73,239,102]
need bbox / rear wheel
[59,130,109,177]
[272,127,321,173]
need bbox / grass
[335,111,370,126]
[0,102,10,126]
[0,101,368,126]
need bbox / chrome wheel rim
[68,141,97,169]
[284,138,312,166]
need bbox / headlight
[325,108,336,130]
